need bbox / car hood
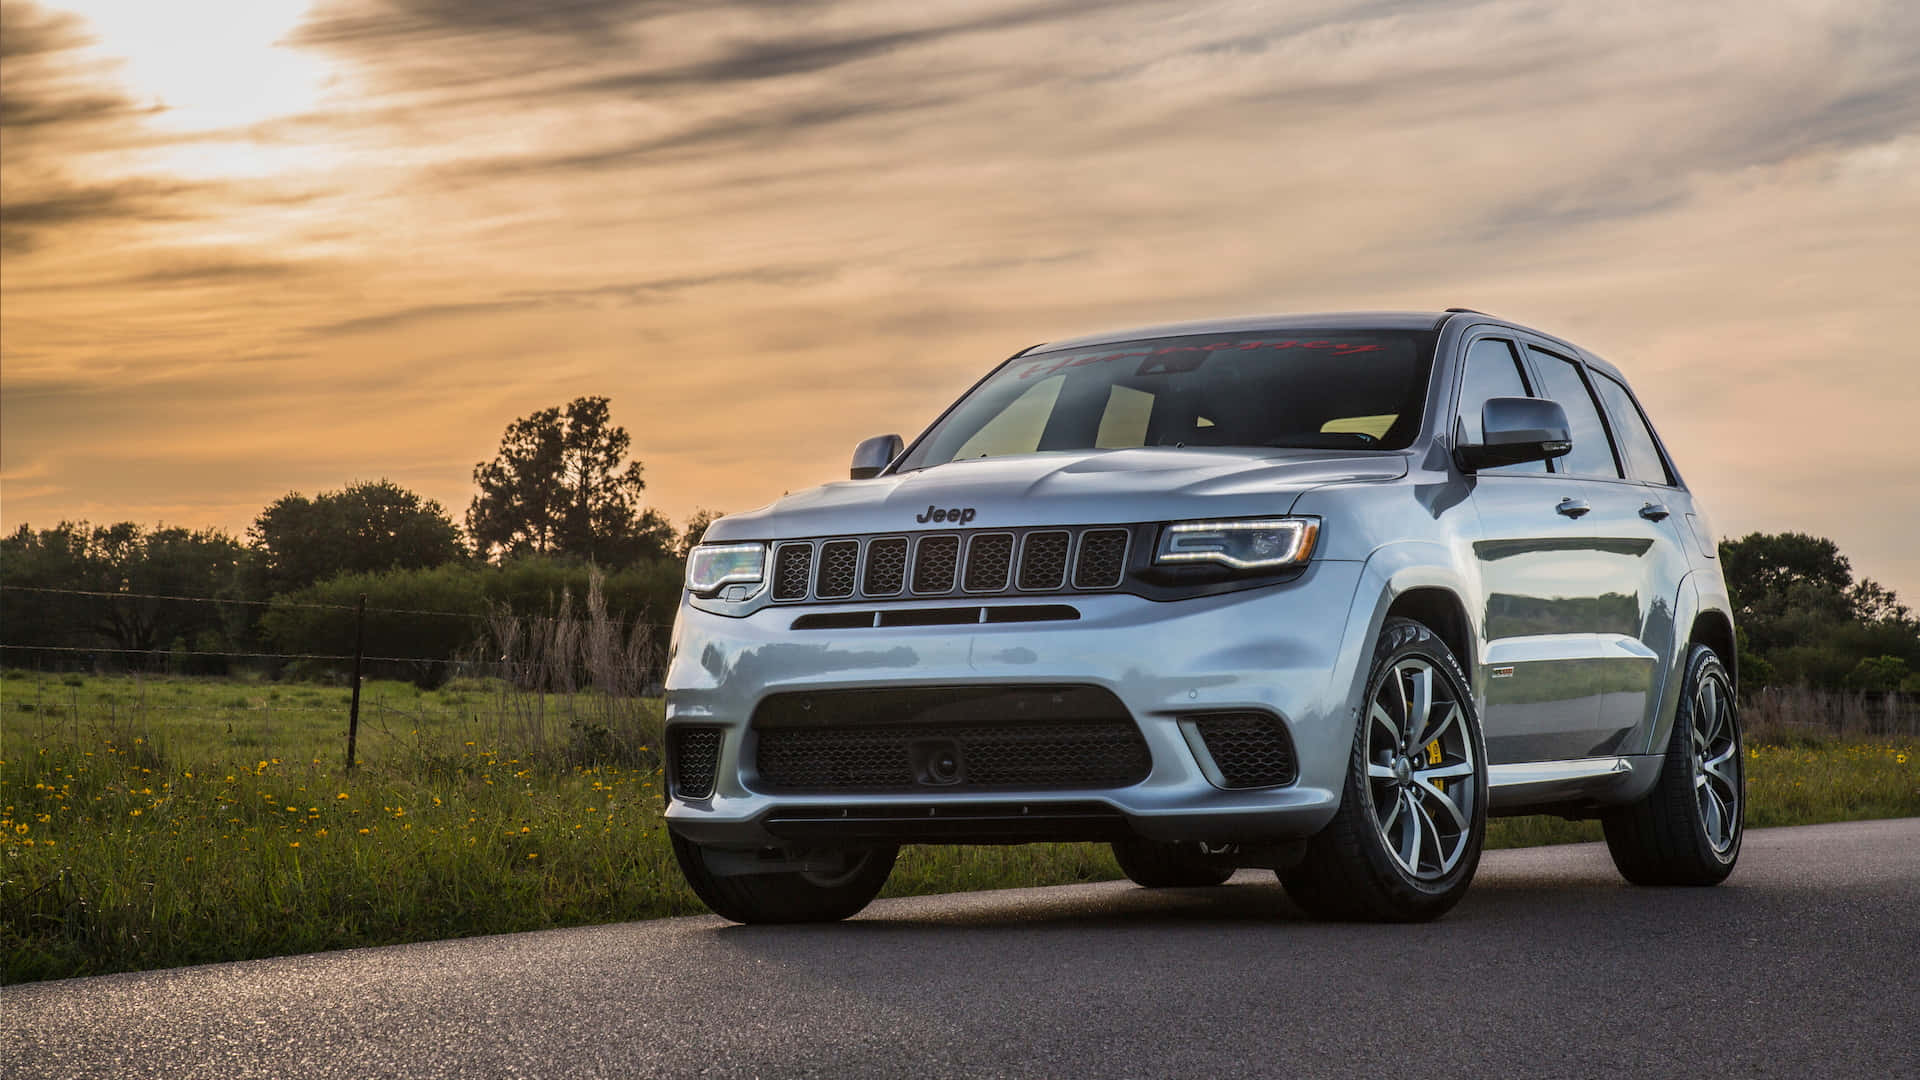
[705,447,1407,540]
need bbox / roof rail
[1443,307,1490,315]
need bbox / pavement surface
[4,819,1917,1079]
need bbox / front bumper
[663,559,1370,849]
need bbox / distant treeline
[1,397,715,686]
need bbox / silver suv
[665,310,1742,923]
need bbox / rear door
[1585,364,1695,747]
[1509,341,1684,759]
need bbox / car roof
[1026,311,1455,354]
[1025,310,1630,383]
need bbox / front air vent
[751,685,1150,794]
[815,539,859,599]
[963,532,1015,592]
[1073,529,1130,589]
[772,543,814,601]
[863,537,908,595]
[911,535,961,594]
[1192,712,1296,789]
[1019,531,1071,590]
[668,727,723,800]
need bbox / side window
[1527,348,1621,479]
[1592,372,1673,485]
[1456,337,1545,474]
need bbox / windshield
[897,329,1436,471]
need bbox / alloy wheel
[1365,657,1478,880]
[1690,671,1741,854]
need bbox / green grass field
[4,671,1915,984]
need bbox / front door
[1459,336,1676,763]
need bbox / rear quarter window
[1591,371,1674,485]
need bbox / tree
[677,508,722,557]
[1844,655,1910,692]
[1719,532,1851,614]
[1717,532,1920,689]
[467,396,673,566]
[249,479,466,593]
[0,521,243,663]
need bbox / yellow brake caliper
[1427,740,1444,791]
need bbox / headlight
[685,542,767,596]
[1154,517,1318,570]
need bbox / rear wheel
[1111,838,1235,888]
[1280,616,1488,922]
[1602,645,1742,885]
[670,834,897,924]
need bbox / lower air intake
[750,685,1150,793]
[1192,712,1297,788]
[669,727,723,799]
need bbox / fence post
[346,594,366,771]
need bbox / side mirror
[850,434,904,479]
[1457,397,1572,471]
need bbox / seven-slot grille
[768,526,1133,603]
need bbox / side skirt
[1488,755,1663,816]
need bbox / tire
[670,833,897,924]
[1111,838,1235,888]
[1280,616,1489,922]
[1602,645,1742,886]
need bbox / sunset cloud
[3,0,1917,596]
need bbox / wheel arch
[1641,571,1739,759]
[1689,608,1738,695]
[1339,544,1484,720]
[1385,586,1474,675]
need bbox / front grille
[669,727,723,799]
[963,533,1015,592]
[1073,529,1131,589]
[750,685,1150,793]
[912,535,960,594]
[863,537,908,595]
[772,543,813,601]
[1019,531,1070,590]
[1192,712,1296,788]
[816,539,859,599]
[766,525,1138,603]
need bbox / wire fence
[2,580,673,768]
[0,583,675,685]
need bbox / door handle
[1639,503,1671,521]
[1556,497,1591,518]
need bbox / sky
[3,0,1917,597]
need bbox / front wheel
[1280,616,1488,922]
[1602,645,1742,885]
[671,833,897,924]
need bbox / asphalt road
[5,819,1917,1080]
